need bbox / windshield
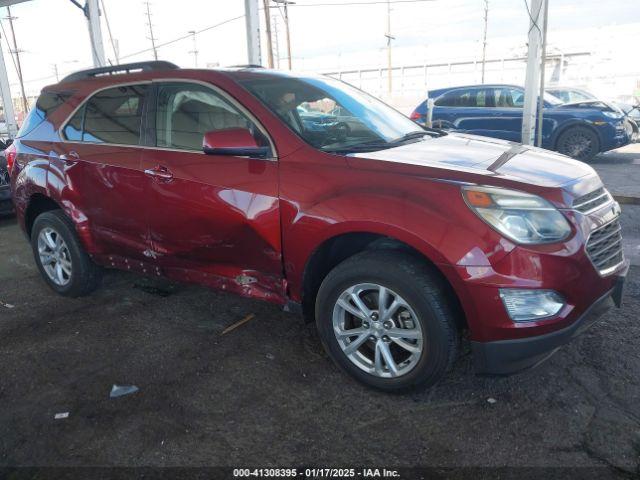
[240,75,432,152]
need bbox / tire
[31,210,102,297]
[556,126,600,161]
[315,250,460,392]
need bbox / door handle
[144,166,174,182]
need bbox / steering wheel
[326,122,350,143]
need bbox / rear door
[140,81,284,301]
[433,87,498,135]
[58,84,151,260]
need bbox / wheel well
[301,232,466,330]
[25,194,61,238]
[553,122,601,151]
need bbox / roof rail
[227,64,265,69]
[61,61,179,83]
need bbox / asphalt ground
[0,146,639,478]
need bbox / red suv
[8,62,627,391]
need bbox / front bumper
[471,264,627,375]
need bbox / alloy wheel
[332,283,424,378]
[563,131,594,159]
[37,227,72,286]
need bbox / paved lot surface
[1,216,640,476]
[591,143,640,198]
[1,147,640,476]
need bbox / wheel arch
[552,120,602,152]
[24,193,63,238]
[299,229,467,331]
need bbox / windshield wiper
[390,128,446,144]
[323,142,395,154]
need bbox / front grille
[586,219,624,275]
[573,187,610,213]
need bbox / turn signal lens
[464,190,493,208]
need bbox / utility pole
[272,16,281,68]
[535,0,549,147]
[273,0,294,70]
[244,0,262,65]
[0,30,18,137]
[262,0,274,68]
[481,0,488,83]
[101,0,119,64]
[5,7,27,114]
[52,64,59,82]
[385,0,395,94]
[85,0,106,67]
[144,1,158,61]
[521,0,545,145]
[188,30,198,67]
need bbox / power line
[283,0,435,6]
[119,14,244,61]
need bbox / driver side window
[155,82,258,151]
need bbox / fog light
[499,289,565,322]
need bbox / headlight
[462,186,571,244]
[603,111,623,119]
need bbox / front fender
[281,181,515,302]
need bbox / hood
[555,99,621,114]
[348,133,598,190]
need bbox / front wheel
[556,126,600,161]
[315,251,459,392]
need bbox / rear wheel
[556,126,600,161]
[31,210,102,297]
[315,250,459,392]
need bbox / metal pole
[521,0,544,145]
[536,0,549,148]
[6,7,27,114]
[272,15,280,68]
[244,0,261,65]
[0,31,17,138]
[86,0,106,67]
[101,0,119,63]
[263,0,274,68]
[283,1,292,69]
[188,30,198,67]
[426,98,434,128]
[481,0,488,83]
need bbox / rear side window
[16,91,73,138]
[435,89,481,107]
[63,84,148,145]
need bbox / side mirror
[203,128,270,159]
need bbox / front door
[141,81,285,302]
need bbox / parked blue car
[411,84,632,160]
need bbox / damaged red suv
[9,62,627,391]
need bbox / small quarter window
[63,105,84,141]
